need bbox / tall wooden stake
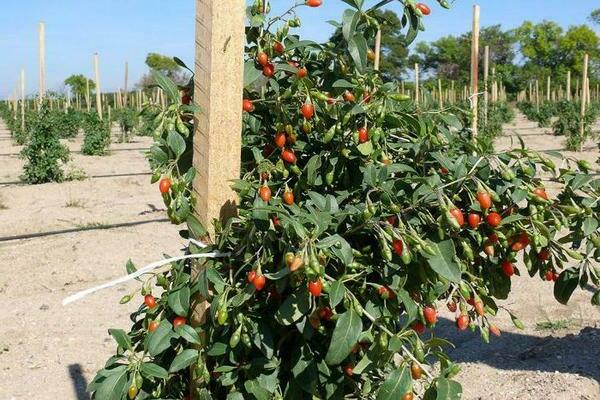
[20,68,25,131]
[414,63,420,107]
[38,22,46,106]
[94,53,102,119]
[470,5,480,137]
[566,71,571,101]
[190,1,245,390]
[373,28,382,71]
[546,76,551,102]
[483,45,489,124]
[123,61,129,108]
[438,79,443,109]
[535,80,539,112]
[85,78,91,112]
[580,53,588,151]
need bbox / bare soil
[0,113,598,400]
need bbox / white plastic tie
[62,241,229,305]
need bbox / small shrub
[552,101,598,151]
[52,109,82,139]
[64,164,88,181]
[82,112,111,155]
[20,104,70,184]
[114,107,139,142]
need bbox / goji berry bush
[90,1,600,399]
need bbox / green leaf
[332,79,354,88]
[169,349,199,372]
[341,0,364,9]
[187,214,208,239]
[108,329,132,351]
[93,367,128,400]
[325,309,362,365]
[342,9,359,41]
[329,281,346,308]
[140,362,169,380]
[499,214,526,226]
[347,34,368,73]
[147,321,177,356]
[150,69,179,103]
[306,155,322,185]
[245,379,271,400]
[207,342,228,356]
[244,61,262,87]
[125,259,136,274]
[316,234,353,265]
[275,289,310,325]
[167,130,186,159]
[176,324,201,344]
[285,40,320,51]
[582,217,598,236]
[424,240,461,283]
[168,286,190,316]
[511,188,528,203]
[554,267,579,305]
[435,378,462,400]
[376,366,412,400]
[357,141,374,155]
[396,289,417,325]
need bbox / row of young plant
[90,1,600,399]
[517,100,600,151]
[0,102,135,183]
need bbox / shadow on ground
[68,364,90,400]
[432,317,600,382]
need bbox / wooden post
[535,80,539,112]
[94,53,102,119]
[414,63,419,107]
[190,2,245,386]
[470,5,480,137]
[546,76,551,102]
[483,45,489,124]
[373,28,382,71]
[20,68,25,131]
[580,54,588,151]
[438,79,443,109]
[123,61,129,108]
[85,78,91,112]
[38,22,46,106]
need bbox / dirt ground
[0,112,598,400]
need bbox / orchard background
[0,1,599,399]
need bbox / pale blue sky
[0,1,597,99]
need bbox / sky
[0,0,597,99]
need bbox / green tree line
[351,9,600,95]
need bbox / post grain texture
[94,53,102,119]
[190,1,245,390]
[470,5,480,137]
[20,68,25,131]
[38,22,46,106]
[193,0,245,235]
[483,45,489,124]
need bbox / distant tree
[590,9,600,25]
[139,53,189,88]
[145,53,181,77]
[514,21,599,82]
[376,10,411,80]
[410,25,516,84]
[64,74,95,97]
